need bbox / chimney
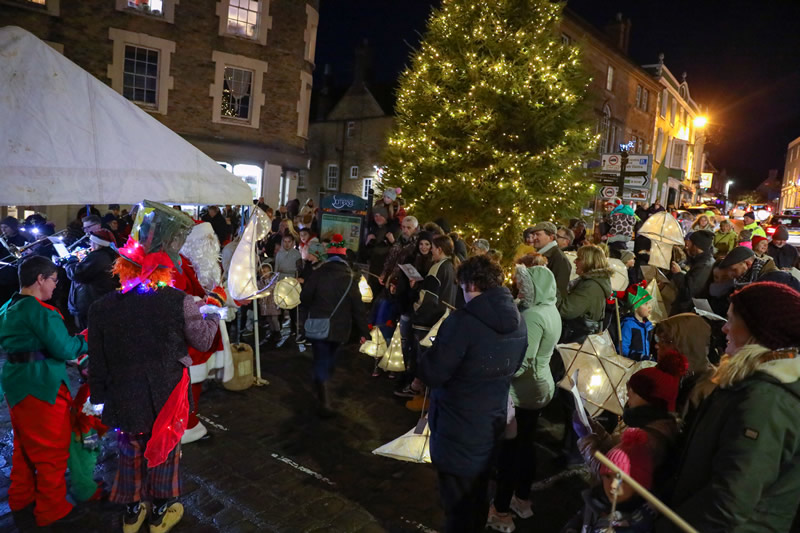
[352,39,373,85]
[604,13,631,54]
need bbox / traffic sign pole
[617,149,628,203]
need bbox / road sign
[601,186,617,198]
[601,154,651,174]
[599,186,649,202]
[624,175,649,188]
[595,175,618,185]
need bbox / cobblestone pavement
[0,333,589,532]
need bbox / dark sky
[315,0,800,193]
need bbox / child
[620,286,654,361]
[561,429,657,533]
[713,219,738,258]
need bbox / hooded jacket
[558,268,613,322]
[659,345,800,533]
[713,229,738,257]
[540,243,571,305]
[419,286,527,477]
[412,258,457,331]
[511,266,561,410]
[742,220,767,239]
[670,249,715,314]
[620,315,654,361]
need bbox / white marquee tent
[0,26,252,206]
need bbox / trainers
[487,504,516,532]
[394,385,421,398]
[510,495,533,519]
[149,502,184,533]
[405,394,429,412]
[123,503,148,533]
[296,335,307,344]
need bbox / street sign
[601,154,651,174]
[595,175,618,186]
[624,175,649,188]
[599,186,649,202]
[601,186,617,198]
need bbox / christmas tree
[384,0,597,259]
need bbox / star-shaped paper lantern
[557,331,655,416]
[420,309,450,348]
[648,240,673,270]
[645,279,668,323]
[360,327,387,358]
[638,211,685,246]
[274,277,301,309]
[378,326,405,372]
[372,421,431,464]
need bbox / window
[605,65,614,91]
[216,0,272,45]
[635,86,642,108]
[108,29,175,115]
[670,98,677,126]
[362,178,373,199]
[641,89,649,111]
[660,89,668,117]
[671,140,688,170]
[115,0,179,23]
[210,51,268,128]
[347,121,356,138]
[123,46,159,106]
[655,128,664,162]
[297,71,312,138]
[350,166,359,179]
[598,105,611,153]
[298,170,307,190]
[561,33,571,45]
[5,0,60,15]
[304,4,319,63]
[326,165,339,190]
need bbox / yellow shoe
[149,502,184,533]
[122,503,148,533]
[405,394,430,412]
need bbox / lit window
[327,165,339,190]
[660,89,668,117]
[362,178,373,199]
[606,65,614,91]
[10,0,60,15]
[670,98,677,126]
[115,0,178,23]
[655,128,664,162]
[221,67,253,121]
[304,4,319,63]
[350,166,359,179]
[347,121,356,138]
[216,0,272,45]
[108,29,175,115]
[210,51,268,128]
[123,46,159,106]
[27,0,45,4]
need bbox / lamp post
[725,180,734,213]
[692,115,709,205]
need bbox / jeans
[494,407,542,512]
[311,340,340,383]
[437,470,491,533]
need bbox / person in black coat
[64,229,120,330]
[418,255,528,533]
[299,235,369,417]
[767,225,799,269]
[201,205,231,246]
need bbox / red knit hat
[627,349,688,412]
[751,235,768,248]
[326,233,348,255]
[599,428,654,490]
[730,282,800,349]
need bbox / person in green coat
[488,263,563,532]
[558,245,613,343]
[712,219,738,259]
[0,256,88,526]
[658,281,800,532]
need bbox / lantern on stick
[372,420,431,464]
[378,326,405,372]
[420,309,449,348]
[274,277,301,310]
[645,279,668,323]
[359,274,373,303]
[227,206,273,301]
[557,331,655,416]
[359,326,387,358]
[638,211,684,271]
[607,258,629,292]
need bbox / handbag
[304,269,354,340]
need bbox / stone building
[780,136,800,212]
[0,0,318,225]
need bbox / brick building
[780,136,800,212]
[0,0,319,225]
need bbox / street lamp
[725,180,734,198]
[693,116,708,128]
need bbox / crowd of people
[1,193,800,533]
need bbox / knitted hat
[751,235,768,248]
[773,225,790,241]
[620,250,635,264]
[383,187,401,201]
[744,211,756,221]
[307,242,327,261]
[417,231,434,246]
[373,205,389,220]
[627,285,652,310]
[730,282,800,349]
[599,428,654,490]
[326,234,348,255]
[531,221,557,235]
[704,210,715,218]
[89,229,116,247]
[474,239,490,252]
[688,229,714,252]
[627,349,688,412]
[0,216,18,230]
[719,246,755,269]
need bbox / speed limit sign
[601,186,618,198]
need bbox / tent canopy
[0,26,253,206]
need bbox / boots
[314,380,336,418]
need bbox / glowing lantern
[273,277,302,310]
[645,279,668,323]
[359,327,388,358]
[607,258,629,292]
[378,326,405,372]
[648,240,673,270]
[420,309,449,348]
[227,207,273,301]
[359,275,373,303]
[638,211,685,246]
[564,251,579,281]
[557,331,655,416]
[372,421,431,464]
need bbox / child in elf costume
[620,286,655,361]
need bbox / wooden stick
[615,298,622,354]
[593,451,698,533]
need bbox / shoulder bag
[304,268,354,340]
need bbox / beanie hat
[306,242,327,261]
[751,235,768,248]
[383,187,401,201]
[474,239,490,252]
[704,210,715,219]
[688,229,714,252]
[730,282,800,349]
[627,349,688,412]
[373,205,389,220]
[0,216,19,230]
[744,211,756,221]
[326,234,348,256]
[417,231,434,247]
[599,428,654,490]
[620,250,635,264]
[89,229,116,247]
[719,246,754,269]
[773,225,790,241]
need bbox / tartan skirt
[110,431,181,504]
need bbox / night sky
[315,0,800,194]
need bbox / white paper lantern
[639,211,685,246]
[645,280,668,323]
[359,275,373,303]
[648,240,673,270]
[372,421,431,464]
[226,207,273,301]
[274,277,302,310]
[359,327,387,358]
[378,327,405,372]
[420,309,449,347]
[607,258,629,292]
